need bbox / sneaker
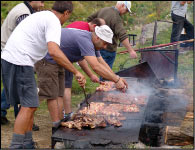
[32,123,39,131]
[1,116,10,125]
[63,112,74,122]
[52,127,58,134]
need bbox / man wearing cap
[63,18,106,119]
[35,25,128,125]
[87,1,137,76]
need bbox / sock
[24,131,33,144]
[52,120,61,128]
[9,133,25,149]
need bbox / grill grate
[51,78,151,148]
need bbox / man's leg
[10,107,36,149]
[170,13,185,43]
[63,88,72,114]
[1,88,10,125]
[23,112,36,148]
[100,50,116,81]
[100,50,116,69]
[47,98,62,128]
[57,97,64,120]
[63,70,73,119]
[16,104,40,131]
[184,19,194,40]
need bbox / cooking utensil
[81,87,90,109]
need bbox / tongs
[81,86,91,109]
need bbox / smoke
[126,80,155,98]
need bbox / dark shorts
[1,59,39,107]
[65,70,73,88]
[35,59,65,100]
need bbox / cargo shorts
[35,59,65,100]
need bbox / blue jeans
[1,88,19,118]
[100,49,116,81]
[100,49,116,69]
[171,12,194,43]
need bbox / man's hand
[75,72,86,88]
[90,74,100,83]
[115,77,128,92]
[129,50,137,59]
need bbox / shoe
[32,123,39,131]
[9,144,24,149]
[23,141,38,149]
[63,112,74,122]
[52,127,58,135]
[1,116,10,125]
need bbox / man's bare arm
[84,56,118,82]
[122,38,137,59]
[78,59,99,83]
[85,56,128,91]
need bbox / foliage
[3,1,194,29]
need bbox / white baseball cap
[123,1,132,13]
[95,25,113,44]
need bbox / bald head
[88,18,106,32]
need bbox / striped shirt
[16,14,29,26]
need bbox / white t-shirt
[1,10,61,67]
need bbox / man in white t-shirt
[1,1,86,149]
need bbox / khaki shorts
[35,59,65,100]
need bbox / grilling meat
[61,88,144,130]
[61,114,122,130]
[78,102,139,118]
[103,93,147,106]
[61,101,140,130]
[106,116,122,127]
[61,114,111,130]
[96,81,115,92]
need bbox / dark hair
[52,1,73,14]
[91,18,104,26]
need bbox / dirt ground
[1,110,52,149]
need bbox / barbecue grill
[52,77,152,148]
[51,42,189,148]
[51,74,188,148]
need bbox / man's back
[171,1,188,17]
[45,28,100,63]
[1,11,61,67]
[1,3,31,49]
[66,21,90,31]
[87,7,127,52]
